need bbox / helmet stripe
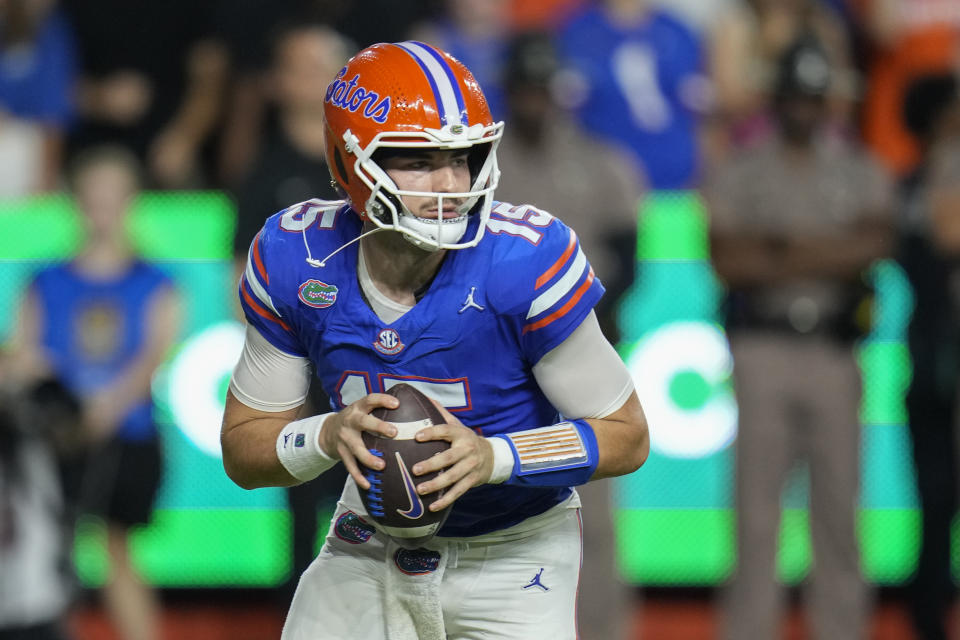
[395,41,468,126]
[409,41,469,124]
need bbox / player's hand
[319,393,399,490]
[411,400,495,512]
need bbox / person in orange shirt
[857,0,960,176]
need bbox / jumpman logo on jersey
[522,568,549,591]
[459,287,484,314]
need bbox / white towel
[383,539,447,640]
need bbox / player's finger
[353,412,397,438]
[425,397,463,428]
[343,428,388,471]
[357,392,400,413]
[415,420,477,444]
[412,442,466,476]
[413,423,454,444]
[417,454,478,494]
[338,443,370,490]
[427,472,476,512]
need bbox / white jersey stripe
[526,247,588,320]
[396,41,463,126]
[381,377,469,411]
[245,243,281,317]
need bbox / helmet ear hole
[376,191,405,222]
[333,146,349,185]
[467,143,492,184]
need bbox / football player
[221,41,649,640]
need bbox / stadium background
[0,187,934,635]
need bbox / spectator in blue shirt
[0,0,75,194]
[557,0,709,189]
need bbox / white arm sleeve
[532,311,635,419]
[229,324,312,412]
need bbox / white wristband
[486,436,516,484]
[276,413,339,482]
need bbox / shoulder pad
[238,199,353,356]
[484,201,604,362]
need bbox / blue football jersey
[239,199,606,536]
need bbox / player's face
[381,149,472,219]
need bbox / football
[359,383,452,548]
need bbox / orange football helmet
[324,41,504,250]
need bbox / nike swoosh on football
[396,452,425,519]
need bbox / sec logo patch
[373,328,404,355]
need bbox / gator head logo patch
[298,279,338,309]
[334,511,376,545]
[394,548,441,575]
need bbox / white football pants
[282,484,583,640]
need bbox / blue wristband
[495,419,599,488]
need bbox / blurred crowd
[0,0,952,198]
[1,0,959,639]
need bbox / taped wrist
[276,413,339,482]
[491,419,599,488]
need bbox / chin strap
[303,224,386,268]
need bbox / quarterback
[221,41,649,640]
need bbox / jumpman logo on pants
[523,568,549,591]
